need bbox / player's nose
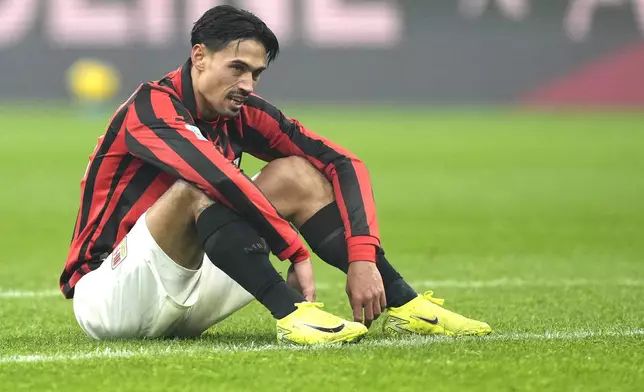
[238,74,254,95]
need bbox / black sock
[299,203,418,308]
[196,204,304,319]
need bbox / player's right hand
[346,261,386,328]
[288,257,316,302]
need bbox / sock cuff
[196,203,243,247]
[299,202,344,249]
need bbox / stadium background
[2,0,643,105]
[1,1,643,391]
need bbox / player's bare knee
[146,180,214,235]
[167,180,213,216]
[259,156,333,205]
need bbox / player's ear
[191,44,207,71]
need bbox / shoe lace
[422,291,445,306]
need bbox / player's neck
[191,68,220,122]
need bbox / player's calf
[196,202,304,319]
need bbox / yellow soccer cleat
[384,291,492,337]
[276,302,368,345]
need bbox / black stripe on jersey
[62,282,72,298]
[71,211,79,243]
[92,163,160,257]
[133,89,290,254]
[76,155,134,262]
[62,257,99,298]
[226,119,245,165]
[330,161,368,235]
[77,93,138,240]
[77,112,124,236]
[125,130,182,179]
[241,123,285,161]
[245,96,370,236]
[158,76,174,90]
[245,96,346,164]
[180,59,199,120]
[167,90,195,123]
[211,121,230,155]
[62,279,77,299]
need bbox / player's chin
[217,104,242,118]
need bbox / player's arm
[123,86,308,263]
[241,95,380,264]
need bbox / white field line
[317,277,644,290]
[405,277,644,289]
[0,289,60,298]
[1,329,643,364]
[2,278,643,299]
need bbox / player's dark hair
[191,5,280,65]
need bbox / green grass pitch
[0,105,643,391]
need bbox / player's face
[192,39,267,119]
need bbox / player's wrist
[289,246,310,263]
[348,243,377,263]
[347,234,379,262]
[276,237,310,262]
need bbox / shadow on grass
[2,321,282,357]
[188,330,276,346]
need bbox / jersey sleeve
[123,85,309,262]
[240,95,380,263]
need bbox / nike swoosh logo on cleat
[302,323,346,333]
[412,315,439,325]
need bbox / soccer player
[61,5,491,344]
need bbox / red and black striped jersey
[61,60,380,298]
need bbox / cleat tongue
[422,291,445,306]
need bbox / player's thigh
[73,213,202,340]
[145,179,211,269]
[171,250,255,338]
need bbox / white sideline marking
[412,277,644,289]
[2,278,643,299]
[313,278,644,290]
[0,289,60,298]
[1,329,643,364]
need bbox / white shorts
[72,213,254,340]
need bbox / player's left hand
[346,261,386,328]
[287,258,316,302]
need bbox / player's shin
[299,202,417,308]
[196,203,304,319]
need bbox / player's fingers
[305,283,316,302]
[363,299,374,328]
[293,259,315,301]
[372,298,382,320]
[380,290,387,311]
[286,269,302,294]
[351,298,364,324]
[300,276,316,303]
